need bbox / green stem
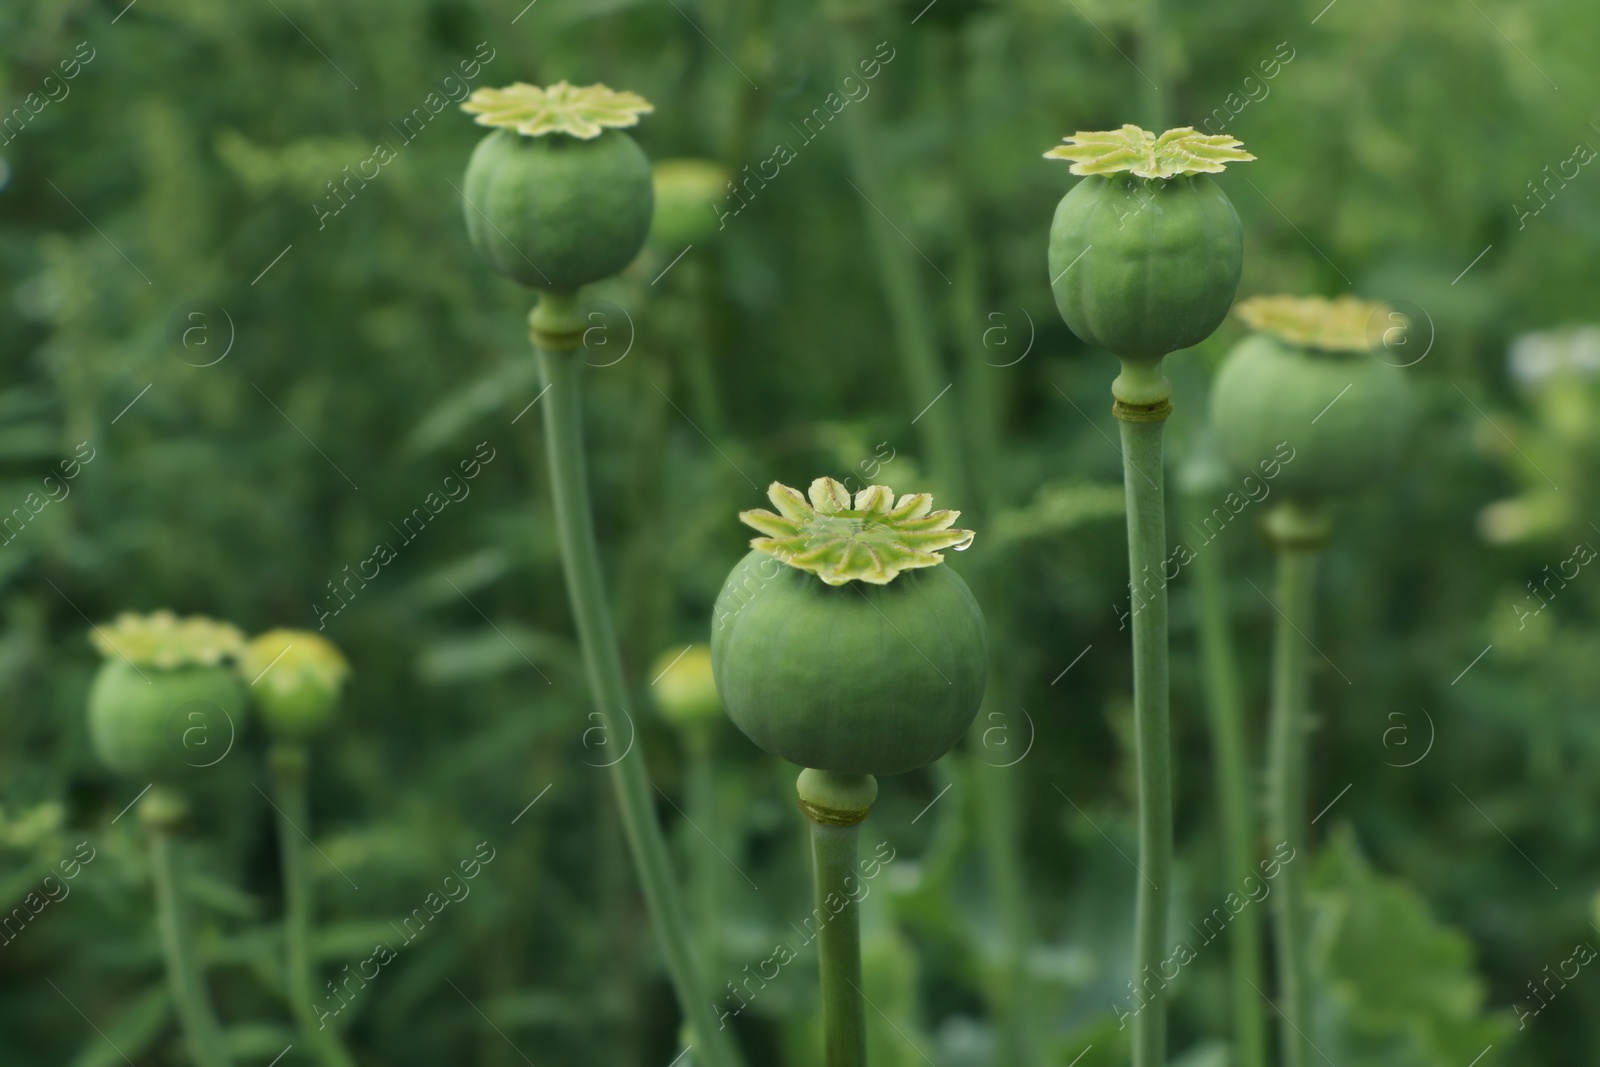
[963,663,1039,1066]
[1114,359,1172,1067]
[144,788,235,1067]
[796,769,877,1067]
[1141,0,1168,131]
[970,749,1039,1067]
[811,822,867,1067]
[1265,504,1326,1067]
[925,27,1002,512]
[1186,499,1267,1067]
[270,745,358,1067]
[681,262,726,438]
[830,25,966,502]
[531,292,745,1067]
[686,725,722,973]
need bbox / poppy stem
[144,788,236,1067]
[270,744,359,1067]
[1185,488,1268,1067]
[829,24,966,503]
[797,769,877,1067]
[1264,502,1329,1067]
[530,291,745,1067]
[1114,358,1173,1067]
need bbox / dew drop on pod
[460,81,655,291]
[1046,125,1253,365]
[1210,295,1414,503]
[86,612,247,780]
[712,477,988,779]
[238,629,350,741]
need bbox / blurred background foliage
[1,0,1598,1063]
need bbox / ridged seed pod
[461,82,655,291]
[711,478,987,777]
[86,612,247,780]
[1210,295,1413,501]
[649,159,729,249]
[650,644,723,729]
[1045,125,1254,361]
[239,629,350,740]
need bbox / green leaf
[403,361,541,459]
[183,866,260,920]
[223,1022,299,1058]
[68,985,170,1067]
[313,919,413,962]
[1309,826,1516,1066]
[416,624,574,684]
[989,482,1126,547]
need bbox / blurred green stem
[830,24,966,502]
[925,28,1002,506]
[797,770,876,1067]
[931,31,1034,1046]
[686,724,722,971]
[144,788,235,1067]
[1265,503,1327,1067]
[531,291,745,1067]
[1141,0,1167,130]
[1186,498,1267,1067]
[1114,359,1172,1067]
[680,262,726,437]
[270,744,358,1067]
[970,749,1039,1066]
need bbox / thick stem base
[1266,517,1323,1067]
[798,771,876,1067]
[144,789,235,1067]
[1115,360,1172,1067]
[532,296,744,1067]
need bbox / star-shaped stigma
[1236,294,1394,353]
[90,611,247,668]
[461,81,654,140]
[740,477,975,586]
[1044,124,1254,178]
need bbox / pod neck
[796,768,878,827]
[528,290,586,352]
[1112,358,1173,423]
[1262,499,1332,552]
[139,785,191,832]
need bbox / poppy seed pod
[239,629,350,740]
[461,82,655,291]
[650,644,723,729]
[1210,295,1413,501]
[649,159,729,249]
[1045,126,1254,361]
[711,478,988,777]
[86,612,247,780]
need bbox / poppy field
[1,0,1597,1065]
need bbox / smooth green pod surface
[1210,333,1411,500]
[650,644,723,729]
[711,549,987,777]
[649,159,727,249]
[240,629,348,741]
[88,661,246,779]
[1049,174,1243,361]
[463,128,653,291]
